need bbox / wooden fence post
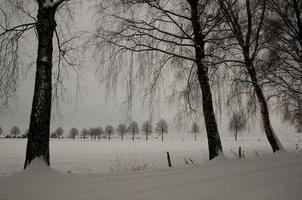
[167,152,172,167]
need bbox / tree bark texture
[24,6,56,169]
[246,59,284,152]
[188,0,223,160]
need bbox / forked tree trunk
[24,6,56,169]
[189,0,223,160]
[246,60,284,152]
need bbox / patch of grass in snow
[109,156,150,173]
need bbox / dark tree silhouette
[228,111,247,141]
[10,126,21,138]
[54,127,64,139]
[116,124,127,141]
[128,121,139,141]
[81,128,89,140]
[93,0,224,159]
[219,0,284,152]
[105,125,115,141]
[191,122,200,141]
[141,121,152,141]
[155,119,168,141]
[69,127,79,140]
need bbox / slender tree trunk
[195,132,197,141]
[132,132,134,141]
[189,0,223,160]
[246,60,284,152]
[24,6,56,169]
[121,132,124,141]
[235,129,238,141]
[161,130,163,141]
[146,132,148,141]
[108,132,111,141]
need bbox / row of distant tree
[0,115,259,142]
[0,119,203,141]
[51,119,170,141]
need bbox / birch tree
[218,0,284,152]
[0,0,84,168]
[92,0,224,159]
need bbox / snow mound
[1,153,302,200]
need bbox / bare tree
[81,128,89,139]
[92,0,224,159]
[141,120,152,141]
[0,0,85,168]
[218,0,284,152]
[116,123,127,141]
[96,127,104,140]
[264,0,302,131]
[10,126,21,138]
[228,110,247,141]
[155,119,168,141]
[128,121,139,141]
[21,129,29,138]
[89,127,97,140]
[105,125,115,141]
[69,127,79,140]
[54,127,64,139]
[191,122,200,141]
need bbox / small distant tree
[96,127,104,140]
[21,129,29,138]
[69,127,79,140]
[116,124,127,141]
[54,127,64,139]
[10,126,21,138]
[191,123,200,141]
[105,125,115,141]
[141,121,152,141]
[155,119,168,141]
[50,132,57,138]
[229,111,247,141]
[89,127,96,140]
[81,128,89,140]
[128,121,139,141]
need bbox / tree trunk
[195,132,197,141]
[235,129,238,141]
[161,130,164,141]
[146,132,148,141]
[246,60,284,152]
[132,132,134,141]
[121,132,123,141]
[108,132,111,141]
[189,0,223,160]
[24,6,56,169]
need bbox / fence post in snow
[167,152,172,167]
[238,146,242,158]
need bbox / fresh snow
[0,153,302,200]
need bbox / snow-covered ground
[0,151,302,200]
[0,135,301,176]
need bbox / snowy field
[1,135,302,200]
[0,148,302,199]
[0,134,301,176]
